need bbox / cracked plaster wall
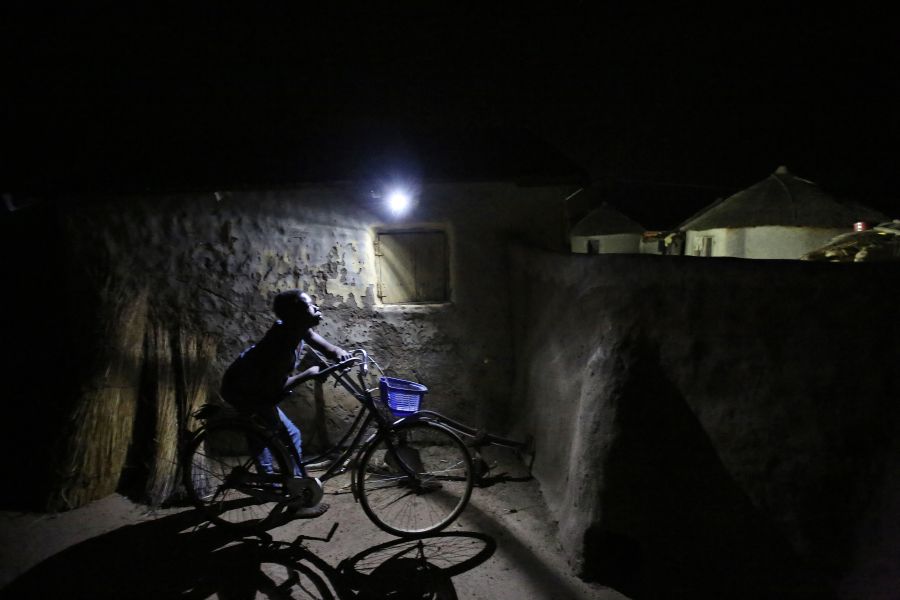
[55,183,571,449]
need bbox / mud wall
[43,183,570,445]
[510,247,900,599]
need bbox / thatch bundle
[172,328,218,505]
[46,284,149,511]
[144,324,217,506]
[144,324,178,506]
[177,327,217,439]
[45,274,219,510]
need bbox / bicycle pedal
[285,477,324,508]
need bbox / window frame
[374,227,451,306]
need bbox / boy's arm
[307,330,351,362]
[284,366,321,392]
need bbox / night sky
[4,8,898,228]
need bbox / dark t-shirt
[221,320,308,409]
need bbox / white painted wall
[742,226,848,259]
[685,226,851,259]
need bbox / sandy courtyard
[0,448,627,599]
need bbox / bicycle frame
[184,346,524,535]
[297,348,530,481]
[410,410,526,452]
[298,349,412,484]
[228,346,529,492]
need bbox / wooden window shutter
[376,231,448,304]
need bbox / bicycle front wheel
[355,420,474,537]
[183,420,291,530]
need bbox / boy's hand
[335,348,352,362]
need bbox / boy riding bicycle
[220,289,350,517]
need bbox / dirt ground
[0,447,629,599]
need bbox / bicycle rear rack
[407,410,535,481]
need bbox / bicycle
[182,349,476,538]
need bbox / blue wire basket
[380,377,428,417]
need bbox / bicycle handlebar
[282,354,361,396]
[315,356,361,379]
[290,348,379,399]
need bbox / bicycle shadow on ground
[198,531,497,600]
[340,532,496,600]
[1,508,496,600]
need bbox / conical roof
[571,203,645,235]
[680,166,887,230]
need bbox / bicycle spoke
[378,489,418,509]
[183,421,290,530]
[357,421,473,536]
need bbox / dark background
[3,7,899,228]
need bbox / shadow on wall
[582,340,830,600]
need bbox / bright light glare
[387,190,411,214]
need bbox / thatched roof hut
[679,166,887,259]
[570,203,646,254]
[682,166,885,230]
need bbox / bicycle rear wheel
[183,420,291,530]
[355,420,474,537]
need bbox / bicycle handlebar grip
[318,356,360,378]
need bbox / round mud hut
[680,166,887,259]
[570,203,646,255]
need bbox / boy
[221,289,349,517]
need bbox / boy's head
[273,290,322,327]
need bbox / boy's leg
[276,407,305,477]
[275,408,328,516]
[246,407,278,474]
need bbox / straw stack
[46,284,149,511]
[177,327,217,440]
[144,323,179,506]
[144,322,218,506]
[44,275,221,510]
